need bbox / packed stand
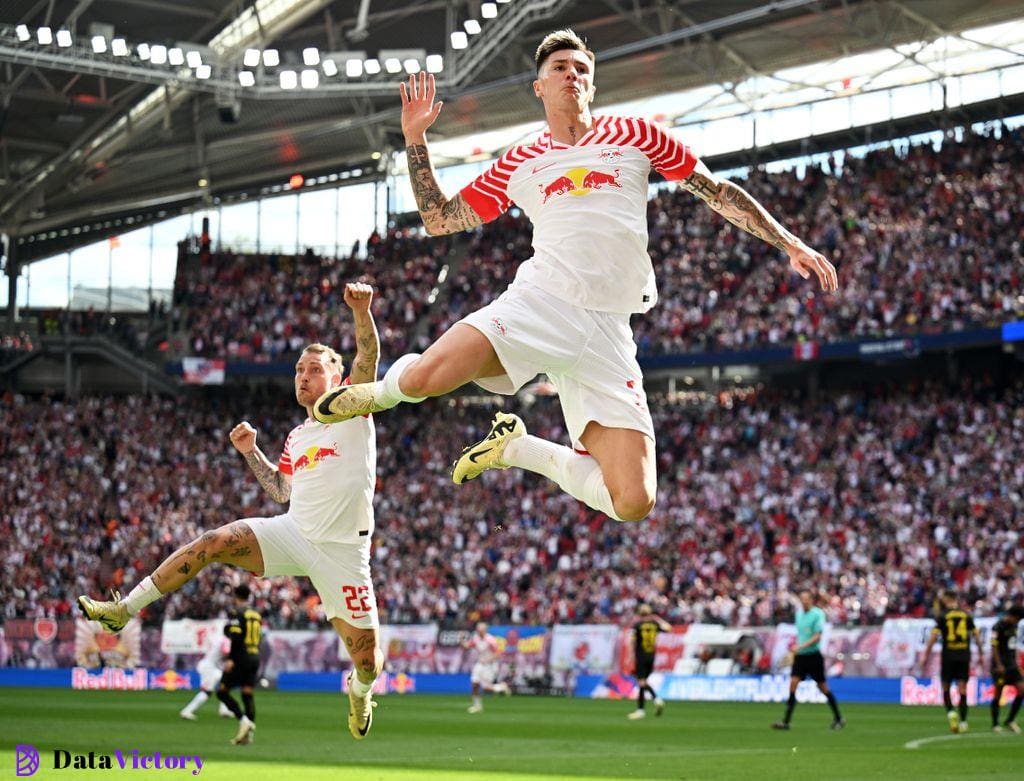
[176,231,450,361]
[3,372,1021,631]
[0,331,34,365]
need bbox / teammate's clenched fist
[229,422,257,455]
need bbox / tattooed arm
[343,282,380,384]
[400,71,484,236]
[680,160,839,292]
[229,421,291,504]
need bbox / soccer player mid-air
[217,585,263,745]
[989,604,1023,733]
[920,589,983,733]
[463,622,511,713]
[772,590,844,731]
[627,604,671,720]
[313,29,837,524]
[78,283,385,741]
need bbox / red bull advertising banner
[899,676,1018,706]
[70,667,196,691]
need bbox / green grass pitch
[2,687,1022,780]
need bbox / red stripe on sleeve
[637,117,697,181]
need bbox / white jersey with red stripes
[460,115,698,314]
[469,632,501,664]
[277,384,375,544]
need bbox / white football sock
[349,672,374,697]
[503,436,624,521]
[122,576,162,615]
[374,353,426,408]
[183,690,209,713]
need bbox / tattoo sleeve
[243,448,291,504]
[681,162,796,252]
[348,308,380,384]
[406,142,484,235]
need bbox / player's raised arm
[344,282,380,384]
[400,72,484,236]
[680,160,838,293]
[230,421,291,504]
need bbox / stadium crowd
[0,331,33,365]
[3,373,1021,630]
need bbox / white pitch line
[904,733,1012,750]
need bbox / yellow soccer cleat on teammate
[347,672,377,740]
[451,412,525,485]
[77,592,130,633]
[313,383,380,424]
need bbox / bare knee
[610,486,656,522]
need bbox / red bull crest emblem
[539,167,621,203]
[293,444,340,472]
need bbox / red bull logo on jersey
[293,444,340,473]
[539,167,621,203]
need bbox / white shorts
[245,514,378,630]
[197,659,221,691]
[459,282,654,448]
[471,661,499,687]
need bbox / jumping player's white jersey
[200,632,228,666]
[460,115,698,314]
[469,633,501,664]
[278,384,375,544]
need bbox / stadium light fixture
[91,35,107,53]
[186,50,202,68]
[195,64,211,79]
[496,0,511,3]
[464,20,482,35]
[384,58,402,74]
[56,29,73,47]
[168,48,184,66]
[137,43,151,60]
[37,27,53,45]
[364,58,381,75]
[403,58,421,74]
[262,49,280,67]
[150,45,167,64]
[16,24,30,42]
[300,69,319,88]
[111,38,129,56]
[426,54,444,73]
[345,59,363,78]
[322,59,338,76]
[243,48,260,67]
[238,70,255,87]
[303,47,320,66]
[279,69,297,89]
[482,2,498,18]
[451,31,468,49]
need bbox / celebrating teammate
[78,283,385,741]
[921,590,983,733]
[627,605,670,720]
[218,585,263,745]
[989,604,1024,733]
[312,29,837,524]
[464,622,511,713]
[179,620,233,722]
[772,591,844,731]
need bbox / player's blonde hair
[302,343,344,377]
[535,29,594,72]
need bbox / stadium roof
[2,0,1024,263]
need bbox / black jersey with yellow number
[991,618,1019,670]
[633,619,660,661]
[225,607,262,664]
[934,609,975,662]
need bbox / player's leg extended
[774,676,800,729]
[314,324,505,423]
[77,521,265,631]
[992,683,1004,729]
[957,680,969,731]
[943,681,958,732]
[818,681,844,728]
[332,619,382,739]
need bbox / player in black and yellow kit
[627,605,672,720]
[218,585,262,745]
[921,590,983,733]
[990,604,1024,733]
